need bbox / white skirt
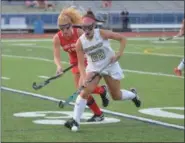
[86,61,124,80]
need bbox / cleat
[100,85,109,107]
[174,67,182,76]
[64,118,79,131]
[130,88,141,108]
[87,113,104,122]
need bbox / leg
[92,84,109,107]
[64,72,101,131]
[86,95,104,122]
[103,75,141,107]
[174,58,184,76]
[73,72,103,119]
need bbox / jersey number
[90,49,105,62]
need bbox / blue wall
[2,12,184,26]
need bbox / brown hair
[83,10,105,22]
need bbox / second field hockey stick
[58,62,111,108]
[158,36,174,41]
[32,64,77,90]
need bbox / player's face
[82,17,95,39]
[59,23,72,37]
[82,23,95,37]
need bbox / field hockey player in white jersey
[64,10,141,132]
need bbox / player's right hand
[56,66,63,75]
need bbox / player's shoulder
[53,32,61,43]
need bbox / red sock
[92,86,104,95]
[87,95,102,115]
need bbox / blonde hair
[58,7,82,25]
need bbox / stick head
[32,82,41,90]
[159,37,164,41]
[58,101,64,108]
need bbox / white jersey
[79,28,124,80]
[79,28,115,70]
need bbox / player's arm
[100,29,126,58]
[179,19,184,35]
[75,39,86,78]
[175,19,184,37]
[53,34,63,73]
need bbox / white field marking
[14,111,120,125]
[112,50,184,58]
[123,69,184,79]
[2,39,52,42]
[4,44,51,50]
[127,43,184,49]
[125,51,183,58]
[2,54,184,79]
[1,77,10,80]
[112,47,184,58]
[1,86,184,130]
[151,41,178,44]
[139,107,184,119]
[128,37,184,41]
[2,37,184,42]
[2,54,69,64]
[4,43,184,58]
[12,43,36,46]
[38,76,50,79]
[15,45,51,49]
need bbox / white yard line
[2,37,184,42]
[124,51,184,58]
[11,44,51,49]
[1,86,184,130]
[2,39,52,42]
[38,75,50,79]
[2,54,184,79]
[124,69,184,79]
[1,77,10,80]
[3,43,184,58]
[2,54,68,64]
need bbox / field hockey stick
[159,36,174,41]
[32,64,76,90]
[58,62,111,108]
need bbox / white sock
[73,95,87,124]
[177,59,184,71]
[121,90,136,100]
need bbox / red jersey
[57,28,79,65]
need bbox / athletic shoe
[64,118,79,131]
[100,85,109,107]
[174,67,182,76]
[130,88,141,107]
[87,112,104,122]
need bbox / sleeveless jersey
[79,28,115,70]
[57,28,79,65]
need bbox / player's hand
[110,52,122,63]
[82,80,88,88]
[56,66,63,75]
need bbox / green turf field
[1,37,184,142]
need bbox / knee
[80,89,91,99]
